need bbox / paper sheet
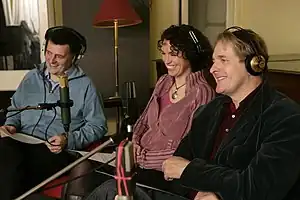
[0,127,45,144]
[0,127,116,166]
[69,150,116,167]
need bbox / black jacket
[174,82,300,200]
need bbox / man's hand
[0,125,16,137]
[194,192,219,200]
[46,134,67,153]
[162,156,190,180]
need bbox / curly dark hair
[157,24,213,72]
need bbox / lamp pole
[111,19,122,133]
[114,20,119,97]
[93,0,142,134]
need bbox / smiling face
[45,40,74,76]
[210,41,252,97]
[161,40,192,78]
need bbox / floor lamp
[93,0,142,133]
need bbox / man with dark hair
[162,26,300,200]
[0,26,107,200]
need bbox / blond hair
[216,27,269,62]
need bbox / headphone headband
[224,26,267,76]
[189,30,202,54]
[225,26,259,55]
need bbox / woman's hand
[194,192,219,200]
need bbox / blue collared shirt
[44,69,59,90]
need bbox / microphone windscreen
[58,74,72,132]
[123,81,138,122]
[115,140,136,197]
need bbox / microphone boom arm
[0,100,74,114]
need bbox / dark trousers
[85,179,189,200]
[0,137,76,200]
[90,166,191,200]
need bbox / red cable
[115,139,130,196]
[116,140,124,195]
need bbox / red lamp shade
[93,0,142,28]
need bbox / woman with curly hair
[133,24,215,171]
[85,24,215,200]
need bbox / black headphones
[44,26,87,62]
[188,30,212,55]
[187,29,213,71]
[225,26,267,76]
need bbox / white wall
[227,0,300,72]
[189,0,226,44]
[0,70,28,91]
[227,0,300,55]
[189,0,206,31]
[149,0,180,86]
[205,0,226,44]
[150,0,180,60]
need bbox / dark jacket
[174,82,300,200]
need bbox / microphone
[115,140,136,200]
[119,115,134,142]
[123,81,138,119]
[58,75,73,133]
[122,81,138,140]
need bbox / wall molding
[269,54,300,73]
[206,22,226,27]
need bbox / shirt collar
[225,83,263,112]
[239,83,262,109]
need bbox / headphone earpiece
[41,40,46,54]
[245,54,266,76]
[76,54,84,60]
[225,26,267,76]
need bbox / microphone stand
[0,101,74,120]
[0,103,57,129]
[0,101,73,113]
[15,137,116,200]
[0,105,48,113]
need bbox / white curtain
[1,0,13,25]
[1,0,39,34]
